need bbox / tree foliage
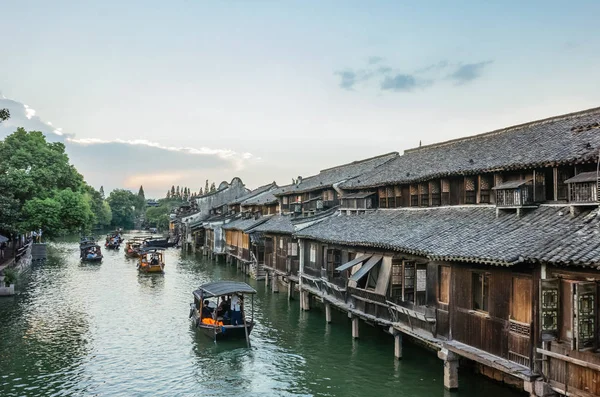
[107,189,138,229]
[0,108,9,122]
[0,128,106,237]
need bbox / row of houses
[175,107,600,396]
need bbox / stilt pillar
[265,271,269,288]
[351,316,359,339]
[287,281,294,300]
[272,274,279,293]
[438,349,459,391]
[301,291,310,311]
[325,302,332,323]
[394,332,403,359]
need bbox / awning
[335,254,372,272]
[0,234,8,243]
[564,171,598,184]
[349,255,383,282]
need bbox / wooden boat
[137,247,165,273]
[79,236,96,248]
[189,281,257,345]
[142,236,169,248]
[80,243,103,262]
[124,237,145,258]
[105,233,121,250]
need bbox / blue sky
[1,0,599,197]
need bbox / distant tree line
[165,180,216,200]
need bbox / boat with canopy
[189,281,257,346]
[80,242,103,262]
[137,247,165,273]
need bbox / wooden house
[292,107,600,395]
[275,152,398,217]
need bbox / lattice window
[541,279,559,336]
[509,321,531,337]
[419,183,429,207]
[576,282,597,350]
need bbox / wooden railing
[569,182,598,203]
[303,266,322,278]
[348,286,387,305]
[496,183,534,207]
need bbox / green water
[0,236,525,396]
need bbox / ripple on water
[0,235,526,397]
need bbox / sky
[1,0,599,198]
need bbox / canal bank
[0,237,524,396]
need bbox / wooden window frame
[438,265,450,304]
[471,271,490,313]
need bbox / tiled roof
[222,215,273,232]
[249,214,295,234]
[241,188,278,206]
[275,152,398,195]
[295,206,600,267]
[341,107,600,189]
[229,182,277,205]
[565,171,598,184]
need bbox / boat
[137,247,165,273]
[142,236,170,248]
[189,281,257,345]
[80,243,103,262]
[79,236,96,248]
[124,238,145,258]
[105,233,122,250]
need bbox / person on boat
[201,300,213,319]
[150,255,158,266]
[230,294,242,325]
[216,296,229,317]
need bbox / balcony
[303,266,322,279]
[493,180,535,207]
[565,172,599,205]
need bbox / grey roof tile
[295,206,600,267]
[341,107,600,189]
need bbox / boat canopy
[80,243,101,250]
[140,247,165,253]
[193,281,257,299]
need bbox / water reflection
[0,236,527,397]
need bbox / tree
[205,180,209,194]
[166,190,171,199]
[21,197,63,236]
[138,185,145,201]
[176,186,180,198]
[0,108,9,122]
[199,187,203,196]
[210,182,216,192]
[171,185,175,197]
[183,187,189,201]
[107,189,137,229]
[54,189,94,234]
[99,186,105,200]
[145,205,170,230]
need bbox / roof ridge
[405,106,600,154]
[318,152,399,173]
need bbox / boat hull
[138,264,164,273]
[81,256,103,263]
[190,311,254,340]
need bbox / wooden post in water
[287,281,294,300]
[438,348,459,391]
[351,316,359,339]
[271,274,279,293]
[394,331,403,359]
[325,302,332,323]
[264,271,269,288]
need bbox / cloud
[0,94,261,197]
[334,70,360,90]
[448,61,493,85]
[368,56,384,65]
[415,60,449,74]
[380,74,418,92]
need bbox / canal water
[0,236,525,397]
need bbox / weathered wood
[537,348,600,372]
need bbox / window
[379,187,387,208]
[472,272,490,312]
[309,243,316,264]
[438,266,450,304]
[390,259,403,301]
[511,277,532,324]
[541,279,559,336]
[282,196,289,204]
[575,282,597,350]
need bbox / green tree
[21,197,63,236]
[145,205,170,230]
[107,189,137,229]
[205,180,209,194]
[138,185,145,201]
[99,185,105,200]
[198,187,203,196]
[166,190,171,199]
[54,189,94,234]
[171,185,175,197]
[0,108,9,122]
[210,182,216,192]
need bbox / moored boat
[137,247,165,273]
[142,236,169,248]
[189,281,257,345]
[80,243,103,262]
